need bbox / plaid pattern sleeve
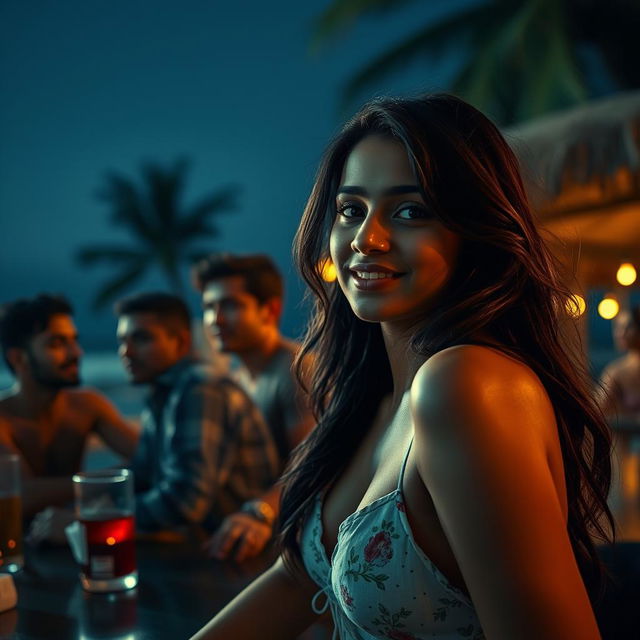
[130,407,156,493]
[134,365,279,531]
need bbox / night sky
[1,0,621,363]
[1,0,467,348]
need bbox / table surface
[0,538,275,640]
[1,537,640,639]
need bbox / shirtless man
[597,306,640,420]
[0,294,138,521]
[192,253,315,561]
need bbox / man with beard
[192,254,315,561]
[0,294,138,521]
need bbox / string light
[319,258,337,282]
[566,294,586,318]
[616,263,637,286]
[598,295,619,320]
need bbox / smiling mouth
[353,271,398,280]
[349,269,403,290]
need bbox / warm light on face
[319,258,337,282]
[616,263,637,286]
[329,136,460,326]
[598,296,620,320]
[566,294,586,318]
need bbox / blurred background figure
[597,307,640,421]
[115,291,279,538]
[193,254,315,561]
[596,306,640,542]
[0,294,138,524]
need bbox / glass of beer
[0,454,22,573]
[72,468,137,592]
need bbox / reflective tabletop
[0,537,274,640]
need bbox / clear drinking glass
[72,468,137,592]
[0,454,23,573]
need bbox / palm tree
[312,0,640,124]
[76,158,238,309]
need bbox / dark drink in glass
[80,512,136,582]
[0,455,22,573]
[73,469,137,592]
[0,493,22,573]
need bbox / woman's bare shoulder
[413,344,546,397]
[411,344,554,443]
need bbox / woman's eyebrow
[337,185,420,196]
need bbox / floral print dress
[300,440,484,640]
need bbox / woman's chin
[350,302,402,325]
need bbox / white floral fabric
[300,441,484,640]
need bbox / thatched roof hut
[506,91,640,289]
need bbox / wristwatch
[240,500,276,527]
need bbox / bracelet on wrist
[240,499,276,527]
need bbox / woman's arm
[412,345,601,640]
[190,556,321,640]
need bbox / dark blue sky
[1,0,471,348]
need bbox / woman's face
[329,135,460,328]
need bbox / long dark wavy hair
[279,94,614,593]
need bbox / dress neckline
[317,435,414,567]
[310,442,474,607]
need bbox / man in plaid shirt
[115,292,279,533]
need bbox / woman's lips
[349,269,403,291]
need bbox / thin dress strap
[396,435,415,493]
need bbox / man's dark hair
[114,292,191,333]
[192,253,283,304]
[0,294,74,372]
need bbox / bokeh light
[616,262,637,286]
[566,294,586,318]
[598,296,620,320]
[319,258,337,282]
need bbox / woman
[192,94,613,639]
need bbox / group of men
[0,253,314,561]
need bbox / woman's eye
[394,205,429,220]
[337,203,364,218]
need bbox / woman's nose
[350,213,390,254]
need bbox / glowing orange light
[7,540,16,549]
[319,258,337,282]
[106,536,116,546]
